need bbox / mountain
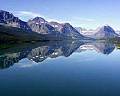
[1,10,118,41]
[61,23,84,38]
[94,25,118,39]
[0,10,31,31]
[28,18,84,38]
[0,10,85,42]
[0,25,48,43]
[27,17,56,34]
[48,22,63,31]
[49,22,84,38]
[76,25,118,39]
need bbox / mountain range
[0,10,84,43]
[76,25,118,39]
[0,10,119,43]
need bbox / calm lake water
[0,40,120,96]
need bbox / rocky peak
[61,23,84,38]
[99,25,115,33]
[49,22,84,38]
[94,25,118,38]
[48,21,64,32]
[62,23,75,31]
[28,17,47,25]
[49,21,62,27]
[28,17,55,34]
[0,10,14,23]
[0,10,31,31]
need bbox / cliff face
[27,17,55,34]
[0,10,31,31]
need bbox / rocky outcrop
[0,10,31,31]
[27,17,56,34]
[61,23,84,38]
[49,22,84,38]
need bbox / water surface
[0,40,120,96]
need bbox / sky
[1,0,120,30]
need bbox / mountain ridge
[76,25,118,39]
[0,10,85,42]
[0,10,119,42]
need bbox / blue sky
[1,0,120,30]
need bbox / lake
[0,40,120,96]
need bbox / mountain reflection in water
[0,40,116,69]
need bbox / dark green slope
[0,25,66,44]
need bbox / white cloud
[13,11,96,28]
[14,11,65,23]
[47,18,70,23]
[13,11,46,21]
[15,11,43,17]
[72,17,95,22]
